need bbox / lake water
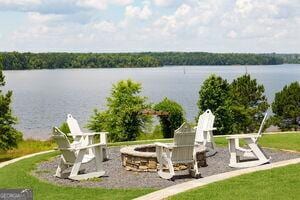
[3,64,300,139]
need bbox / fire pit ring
[120,144,207,172]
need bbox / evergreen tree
[229,74,269,133]
[197,75,234,135]
[0,69,22,151]
[271,82,300,130]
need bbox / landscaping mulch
[33,146,300,189]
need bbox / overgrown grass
[0,140,56,162]
[0,152,154,200]
[170,163,300,200]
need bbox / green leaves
[154,98,185,138]
[229,74,269,133]
[271,82,300,130]
[0,70,22,151]
[88,79,150,142]
[197,74,269,135]
[197,75,233,135]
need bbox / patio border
[0,150,55,168]
[134,157,300,200]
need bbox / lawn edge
[134,158,300,200]
[0,150,55,168]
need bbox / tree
[154,98,185,138]
[229,74,269,133]
[0,70,22,151]
[197,75,233,135]
[88,79,150,142]
[271,82,300,130]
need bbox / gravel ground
[33,146,300,189]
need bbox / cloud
[125,4,152,20]
[0,0,299,53]
[153,0,173,7]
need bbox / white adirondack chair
[226,113,271,168]
[155,122,200,180]
[66,114,108,160]
[52,127,105,181]
[195,109,217,156]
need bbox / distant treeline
[272,53,300,64]
[0,52,293,70]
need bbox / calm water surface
[3,64,300,139]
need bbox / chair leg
[69,149,85,178]
[228,139,238,167]
[94,146,104,172]
[55,156,68,178]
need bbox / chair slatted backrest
[171,123,196,163]
[195,109,215,143]
[67,114,82,136]
[255,113,268,143]
[52,127,76,164]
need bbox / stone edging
[0,150,55,169]
[134,157,300,200]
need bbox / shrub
[197,74,233,135]
[154,98,185,138]
[59,122,70,135]
[229,74,269,133]
[0,70,22,151]
[271,82,300,130]
[88,79,150,142]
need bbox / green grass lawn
[0,152,154,200]
[170,163,300,200]
[214,132,300,152]
[0,132,299,200]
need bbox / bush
[154,98,185,138]
[0,70,22,151]
[88,79,151,142]
[197,75,233,135]
[59,122,70,134]
[229,74,269,133]
[271,82,300,130]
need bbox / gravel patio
[33,146,300,189]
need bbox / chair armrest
[75,143,106,150]
[226,134,259,140]
[154,142,174,149]
[69,132,108,136]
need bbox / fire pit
[120,144,207,172]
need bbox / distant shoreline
[1,52,295,70]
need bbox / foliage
[229,74,269,133]
[197,75,234,135]
[271,82,300,130]
[88,80,150,142]
[0,70,22,151]
[0,139,55,162]
[137,125,164,140]
[154,98,185,138]
[0,52,286,70]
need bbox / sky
[0,0,299,53]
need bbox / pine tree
[0,69,22,151]
[272,82,300,130]
[197,75,234,135]
[229,74,269,133]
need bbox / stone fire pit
[120,144,207,172]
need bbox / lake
[3,64,300,139]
